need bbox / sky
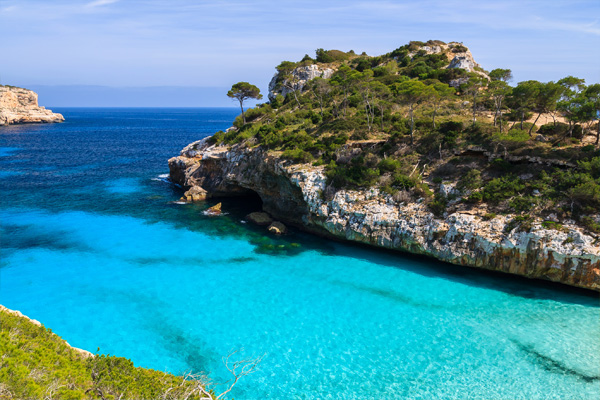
[1,0,599,106]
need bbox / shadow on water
[331,280,448,310]
[0,222,93,256]
[195,194,599,306]
[96,182,600,307]
[322,239,600,307]
[87,288,220,374]
[510,338,600,383]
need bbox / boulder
[181,186,208,202]
[268,221,287,235]
[205,202,222,216]
[246,212,272,226]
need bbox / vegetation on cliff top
[0,307,214,399]
[212,40,600,234]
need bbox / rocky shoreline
[169,138,600,292]
[0,86,64,125]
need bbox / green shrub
[208,130,225,145]
[581,216,600,233]
[378,158,402,173]
[538,122,569,136]
[505,215,534,233]
[489,158,514,172]
[466,191,483,203]
[483,175,524,203]
[542,220,564,231]
[569,181,600,210]
[451,44,468,53]
[315,48,351,63]
[429,193,448,217]
[494,129,531,143]
[282,149,314,163]
[578,156,600,179]
[457,169,482,191]
[325,158,380,189]
[510,196,537,213]
[392,173,416,190]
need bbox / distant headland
[0,85,64,125]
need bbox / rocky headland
[0,86,64,125]
[169,40,600,292]
[169,139,600,292]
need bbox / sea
[1,108,599,399]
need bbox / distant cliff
[0,86,64,125]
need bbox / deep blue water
[1,108,599,400]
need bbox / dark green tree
[528,81,563,136]
[557,76,587,137]
[309,77,332,117]
[227,82,263,124]
[392,80,435,145]
[508,81,539,130]
[582,84,600,145]
[488,68,513,131]
[429,81,456,129]
[460,74,488,125]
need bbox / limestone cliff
[269,64,335,102]
[0,86,64,125]
[170,139,600,292]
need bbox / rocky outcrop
[247,212,273,226]
[169,139,600,292]
[0,86,64,125]
[269,64,335,102]
[406,42,489,87]
[268,221,287,235]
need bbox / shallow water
[1,108,599,399]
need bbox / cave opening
[217,188,264,216]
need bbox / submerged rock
[247,212,273,226]
[268,221,287,235]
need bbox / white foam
[152,174,180,187]
[202,211,228,216]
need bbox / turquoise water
[1,109,599,399]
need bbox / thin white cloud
[0,5,18,12]
[86,0,119,8]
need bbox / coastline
[169,138,600,292]
[0,304,94,358]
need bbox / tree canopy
[227,82,263,123]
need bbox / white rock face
[0,86,64,125]
[169,141,600,292]
[268,64,335,101]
